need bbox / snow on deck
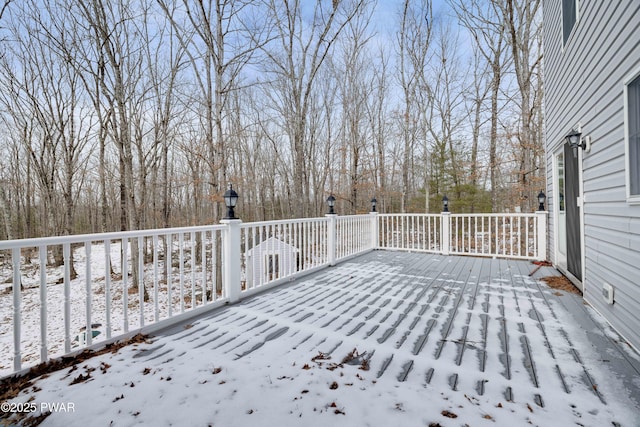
[3,251,640,426]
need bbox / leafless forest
[0,0,544,240]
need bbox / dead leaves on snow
[305,348,370,373]
[441,409,458,418]
[0,333,151,402]
[540,275,582,295]
[70,365,96,385]
[292,348,376,418]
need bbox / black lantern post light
[442,195,449,212]
[327,195,336,215]
[565,128,590,158]
[537,191,546,211]
[371,197,377,212]
[223,183,239,219]
[565,128,582,158]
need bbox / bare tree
[0,0,100,278]
[396,0,433,212]
[157,0,271,222]
[333,2,375,213]
[68,0,153,292]
[423,20,469,204]
[449,0,508,212]
[367,48,392,212]
[503,0,543,211]
[0,161,13,240]
[261,0,368,217]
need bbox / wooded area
[0,0,544,241]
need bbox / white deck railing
[448,213,543,260]
[0,211,546,377]
[239,217,329,294]
[378,214,442,252]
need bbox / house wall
[544,1,640,351]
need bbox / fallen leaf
[70,373,92,385]
[441,410,458,418]
[312,352,331,362]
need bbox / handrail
[0,224,226,250]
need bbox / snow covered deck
[3,251,640,426]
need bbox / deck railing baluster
[63,243,72,351]
[12,247,22,371]
[39,245,47,362]
[199,231,204,308]
[179,233,185,313]
[138,236,144,327]
[122,239,129,333]
[85,242,92,347]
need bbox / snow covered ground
[2,251,640,426]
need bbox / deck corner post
[221,219,243,303]
[536,210,548,261]
[369,211,379,250]
[441,212,451,255]
[326,214,337,266]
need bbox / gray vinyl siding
[544,1,640,352]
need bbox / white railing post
[85,242,93,346]
[63,243,72,352]
[12,248,21,371]
[221,219,242,303]
[39,245,48,362]
[536,210,548,261]
[441,212,451,255]
[370,211,379,249]
[326,214,337,266]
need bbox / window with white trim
[562,0,578,45]
[627,72,640,200]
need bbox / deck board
[144,252,638,399]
